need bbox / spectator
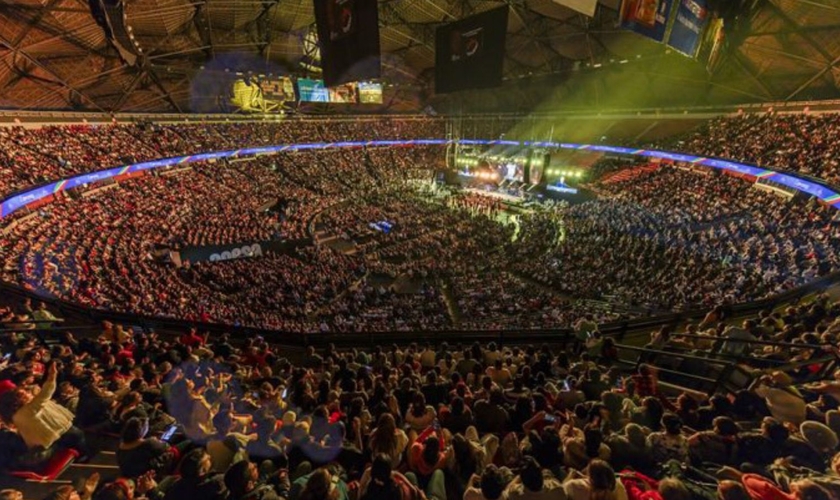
[0,361,89,458]
[164,449,228,500]
[563,459,626,500]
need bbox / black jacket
[163,473,229,500]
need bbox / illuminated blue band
[2,139,838,218]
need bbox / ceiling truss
[0,0,838,112]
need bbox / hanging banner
[435,6,509,93]
[698,15,725,72]
[667,0,710,57]
[619,0,674,43]
[313,0,381,87]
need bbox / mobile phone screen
[161,425,177,442]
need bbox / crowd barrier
[177,238,312,264]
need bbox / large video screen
[229,76,295,113]
[500,162,524,182]
[358,82,383,103]
[260,77,295,101]
[230,80,263,111]
[297,78,330,102]
[328,82,358,103]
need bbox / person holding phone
[117,417,182,478]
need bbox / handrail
[0,324,100,333]
[669,332,830,350]
[765,356,838,373]
[614,343,735,368]
[638,366,720,385]
[645,342,792,366]
[613,343,735,395]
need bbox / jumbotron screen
[328,82,357,103]
[358,82,383,103]
[297,78,330,102]
[260,77,295,101]
[229,76,295,113]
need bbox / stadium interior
[3,1,840,500]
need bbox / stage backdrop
[313,0,381,87]
[434,6,509,94]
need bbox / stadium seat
[9,448,79,482]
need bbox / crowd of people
[4,140,839,330]
[0,118,445,198]
[671,112,840,184]
[458,111,840,186]
[2,294,840,500]
[510,166,840,312]
[1,111,840,499]
[0,146,449,333]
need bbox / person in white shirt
[0,362,90,458]
[563,459,628,500]
[31,302,64,328]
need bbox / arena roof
[1,0,840,113]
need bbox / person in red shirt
[632,364,659,399]
[408,423,451,478]
[179,327,206,349]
